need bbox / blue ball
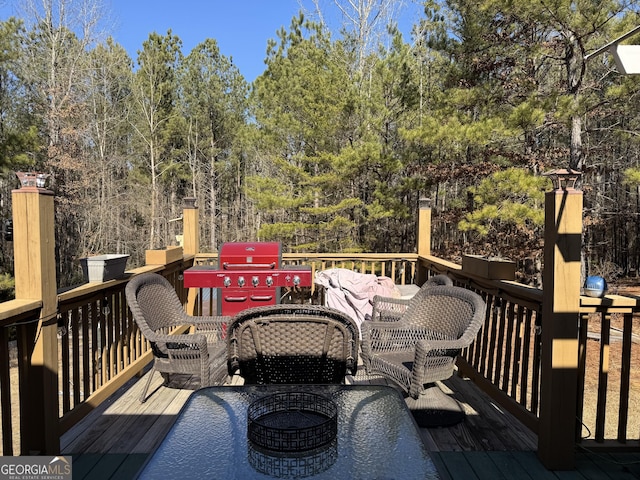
[584,276,607,298]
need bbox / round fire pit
[247,392,337,452]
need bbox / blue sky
[0,0,424,83]
[105,0,306,81]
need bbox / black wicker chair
[125,273,230,402]
[227,304,359,384]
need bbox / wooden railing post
[183,197,199,315]
[416,198,432,285]
[537,172,583,469]
[12,182,59,454]
[182,197,199,256]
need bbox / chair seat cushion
[369,350,457,393]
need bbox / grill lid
[219,242,282,270]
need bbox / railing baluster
[520,309,533,408]
[118,290,127,370]
[91,301,100,390]
[476,294,492,375]
[113,292,122,376]
[126,306,136,367]
[502,302,516,394]
[493,299,507,386]
[595,312,611,442]
[61,312,71,414]
[530,311,542,416]
[101,309,108,387]
[576,312,589,442]
[510,306,524,399]
[106,296,116,383]
[618,312,632,443]
[210,288,216,315]
[0,325,13,455]
[484,295,498,379]
[81,304,90,401]
[311,261,317,295]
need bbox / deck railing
[0,298,42,455]
[577,296,640,450]
[0,260,194,455]
[419,255,545,433]
[419,254,640,453]
[194,252,418,285]
[55,262,192,433]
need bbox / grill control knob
[223,276,231,287]
[252,276,259,287]
[266,276,273,287]
[238,276,245,287]
[293,275,301,286]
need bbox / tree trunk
[570,113,582,171]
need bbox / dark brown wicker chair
[125,273,231,402]
[360,284,486,426]
[227,304,359,384]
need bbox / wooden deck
[61,367,640,479]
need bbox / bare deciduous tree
[299,0,405,75]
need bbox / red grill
[184,242,312,316]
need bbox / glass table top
[138,384,439,480]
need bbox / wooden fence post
[538,171,582,469]
[182,197,199,256]
[416,198,432,285]
[183,197,199,315]
[12,182,59,454]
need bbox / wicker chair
[370,274,453,322]
[227,304,359,384]
[125,273,230,402]
[361,284,486,426]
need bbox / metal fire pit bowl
[247,392,337,452]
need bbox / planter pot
[462,254,516,280]
[145,246,183,265]
[81,254,130,283]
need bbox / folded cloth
[315,268,399,332]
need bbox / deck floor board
[463,451,513,479]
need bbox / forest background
[0,0,639,292]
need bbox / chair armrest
[414,320,482,356]
[415,338,463,357]
[370,296,410,321]
[191,315,231,343]
[148,332,208,359]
